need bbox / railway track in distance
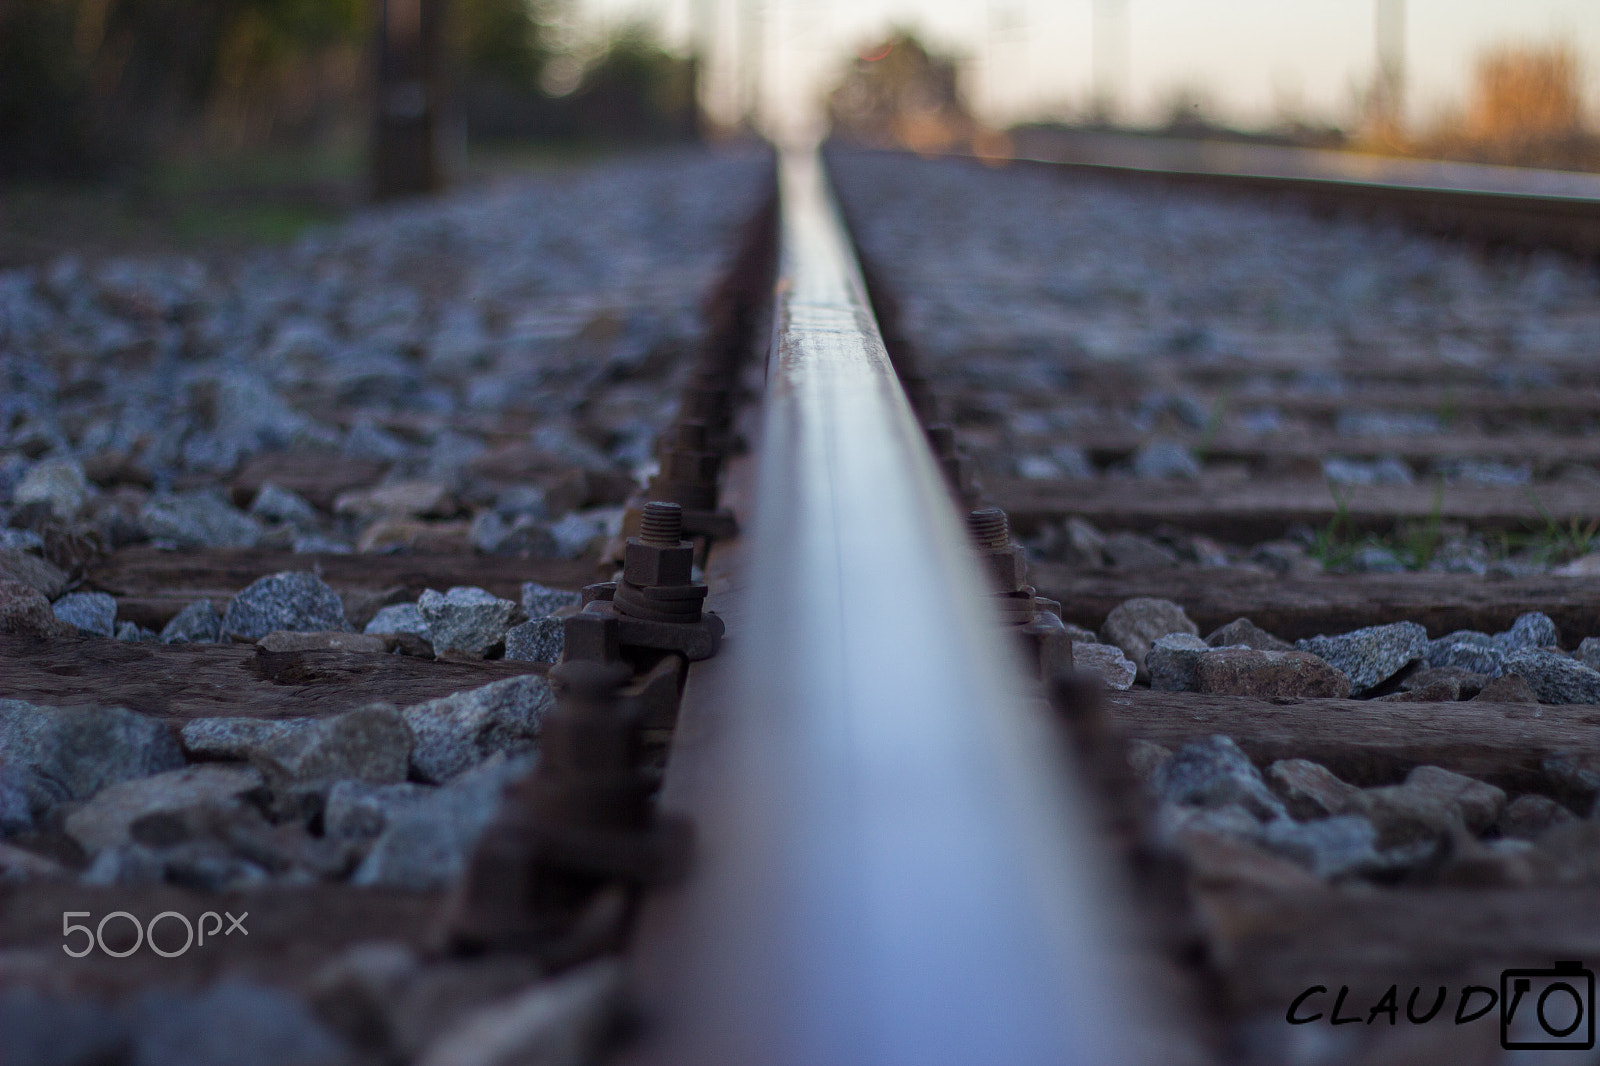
[996,126,1600,256]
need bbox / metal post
[372,0,448,200]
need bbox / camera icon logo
[1502,961,1595,1050]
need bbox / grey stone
[79,842,166,886]
[1502,649,1600,703]
[1542,752,1600,814]
[521,582,583,619]
[324,779,432,841]
[157,838,276,892]
[418,586,516,657]
[504,618,564,664]
[140,490,261,549]
[0,528,43,552]
[1401,666,1488,698]
[15,457,90,519]
[472,512,560,557]
[352,754,529,888]
[1473,674,1541,703]
[365,602,431,639]
[1499,794,1576,840]
[1146,632,1210,691]
[1346,546,1406,573]
[0,840,69,882]
[160,599,224,643]
[0,759,32,835]
[1100,597,1198,678]
[1322,456,1413,486]
[1193,649,1352,699]
[249,482,319,530]
[116,621,158,642]
[257,630,388,654]
[0,701,183,805]
[1125,739,1171,784]
[1153,801,1265,847]
[1130,438,1200,480]
[0,548,68,599]
[1101,531,1180,570]
[1063,622,1099,644]
[51,591,116,637]
[1356,783,1465,847]
[1248,540,1320,576]
[1578,637,1600,671]
[294,534,353,554]
[1266,759,1362,820]
[547,512,607,559]
[1403,765,1505,832]
[1294,621,1428,695]
[1204,617,1291,651]
[0,578,74,637]
[1056,517,1106,567]
[1493,611,1561,651]
[1375,678,1459,702]
[1261,815,1380,878]
[1070,642,1136,690]
[251,704,413,793]
[1149,735,1285,821]
[129,979,348,1066]
[224,570,350,638]
[64,764,264,853]
[1426,629,1495,662]
[415,959,623,1066]
[402,674,554,782]
[180,716,315,760]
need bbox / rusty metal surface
[624,148,1147,1066]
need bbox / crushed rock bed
[828,151,1600,578]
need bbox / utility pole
[1091,0,1129,124]
[1374,0,1406,132]
[372,0,448,200]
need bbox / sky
[578,0,1600,137]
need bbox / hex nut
[623,540,694,587]
[978,546,1027,593]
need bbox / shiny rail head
[627,148,1168,1066]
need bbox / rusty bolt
[967,507,1028,593]
[661,449,720,485]
[623,502,695,587]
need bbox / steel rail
[939,133,1600,256]
[624,147,1145,1065]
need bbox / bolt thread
[967,507,1010,550]
[640,501,684,546]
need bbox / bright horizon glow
[578,0,1600,139]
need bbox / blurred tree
[825,32,972,153]
[569,22,696,142]
[456,0,548,86]
[1469,41,1585,142]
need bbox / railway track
[4,136,1600,1066]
